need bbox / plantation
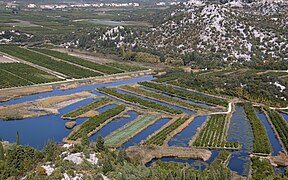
[62,98,112,119]
[205,151,230,173]
[104,115,158,146]
[97,87,182,114]
[106,63,147,72]
[0,63,60,84]
[244,103,272,154]
[68,105,126,141]
[251,157,274,179]
[139,81,228,107]
[0,45,101,78]
[264,108,288,152]
[0,69,32,88]
[144,116,189,145]
[192,115,239,149]
[32,48,124,75]
[120,85,206,111]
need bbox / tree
[102,157,113,175]
[0,141,4,160]
[16,131,19,145]
[81,132,89,147]
[96,135,105,152]
[43,140,57,161]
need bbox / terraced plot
[0,45,101,78]
[264,108,288,152]
[106,63,147,72]
[68,105,126,141]
[0,68,32,88]
[97,87,182,114]
[62,97,112,119]
[139,81,228,107]
[192,114,239,150]
[144,116,189,146]
[119,85,207,111]
[104,115,158,147]
[32,48,123,75]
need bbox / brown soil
[65,121,76,129]
[126,145,212,165]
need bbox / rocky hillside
[135,0,288,63]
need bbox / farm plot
[68,105,125,141]
[264,108,288,152]
[106,63,147,72]
[0,69,32,88]
[97,87,182,114]
[139,81,228,107]
[244,103,272,154]
[144,116,189,146]
[119,85,207,111]
[32,48,123,75]
[0,45,101,79]
[104,115,158,147]
[0,63,60,84]
[62,97,112,119]
[192,115,239,149]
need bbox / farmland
[192,115,240,150]
[0,45,101,79]
[0,63,60,88]
[68,105,126,141]
[264,108,288,152]
[106,63,147,72]
[119,85,207,111]
[139,81,228,107]
[97,87,182,114]
[62,98,112,119]
[244,103,272,154]
[104,115,158,147]
[144,116,189,146]
[31,48,124,75]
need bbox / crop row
[104,115,157,146]
[120,85,206,111]
[251,156,274,179]
[0,68,32,88]
[139,81,228,107]
[32,48,123,75]
[68,105,126,141]
[244,103,272,154]
[62,98,112,119]
[144,117,189,145]
[264,108,288,152]
[205,151,230,172]
[0,45,101,78]
[97,87,182,114]
[193,115,238,149]
[106,63,147,72]
[0,63,60,84]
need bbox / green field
[193,115,239,149]
[0,63,60,88]
[106,63,147,72]
[32,48,124,75]
[0,45,101,79]
[62,98,112,119]
[104,115,158,146]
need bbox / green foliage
[81,132,90,147]
[120,85,207,111]
[68,105,126,141]
[32,48,123,75]
[139,81,228,107]
[96,135,105,152]
[144,116,189,145]
[244,103,272,154]
[16,131,19,146]
[123,51,160,63]
[0,45,100,79]
[102,157,113,175]
[264,108,288,152]
[106,63,147,72]
[62,98,112,119]
[98,87,182,114]
[0,142,4,161]
[43,140,57,162]
[251,157,274,180]
[193,115,239,149]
